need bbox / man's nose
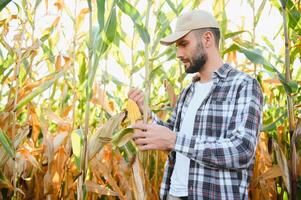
[176,48,183,59]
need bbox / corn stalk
[12,52,21,200]
[129,27,135,89]
[143,0,151,123]
[251,0,257,75]
[280,0,295,199]
[140,1,152,199]
[77,0,93,199]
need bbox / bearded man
[128,10,263,200]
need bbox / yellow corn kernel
[127,99,142,124]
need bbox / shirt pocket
[205,97,235,138]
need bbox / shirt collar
[213,63,232,79]
[191,63,232,82]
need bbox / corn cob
[127,99,142,124]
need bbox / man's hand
[128,87,144,114]
[131,122,176,151]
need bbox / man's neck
[197,55,223,83]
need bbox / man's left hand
[131,122,176,151]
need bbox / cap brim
[160,30,191,46]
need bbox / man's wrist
[168,132,176,150]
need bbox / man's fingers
[128,88,135,97]
[137,144,153,151]
[136,94,144,103]
[134,93,144,103]
[132,130,147,139]
[134,138,148,146]
[128,88,143,100]
[131,122,149,131]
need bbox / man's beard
[185,44,207,74]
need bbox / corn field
[0,0,301,199]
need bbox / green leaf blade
[0,129,15,158]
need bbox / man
[128,10,263,200]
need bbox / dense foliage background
[0,0,300,199]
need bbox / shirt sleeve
[174,78,263,170]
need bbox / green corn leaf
[117,0,150,43]
[0,129,15,158]
[270,0,281,10]
[222,44,240,55]
[34,0,42,11]
[117,0,142,23]
[71,128,83,169]
[96,0,105,32]
[192,0,202,9]
[224,30,248,40]
[254,0,267,28]
[106,6,116,43]
[0,0,12,12]
[87,0,92,9]
[279,0,286,8]
[238,46,271,66]
[262,111,286,132]
[166,0,177,15]
[135,24,150,44]
[261,36,275,51]
[78,53,87,84]
[223,43,297,94]
[112,128,134,147]
[287,1,301,34]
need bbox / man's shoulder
[227,66,258,85]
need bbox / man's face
[175,32,207,74]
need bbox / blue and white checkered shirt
[153,63,263,200]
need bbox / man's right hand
[128,87,145,114]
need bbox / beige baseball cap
[160,10,219,46]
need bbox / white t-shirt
[169,81,213,197]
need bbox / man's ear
[203,31,214,48]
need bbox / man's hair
[193,28,220,48]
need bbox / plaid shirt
[153,63,263,200]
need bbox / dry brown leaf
[0,170,13,190]
[22,76,53,92]
[54,0,64,11]
[108,101,116,113]
[90,158,125,198]
[61,105,73,118]
[258,180,273,200]
[226,51,238,65]
[55,55,62,71]
[85,180,118,197]
[91,84,114,115]
[273,142,291,194]
[163,80,177,108]
[54,147,68,183]
[76,8,90,31]
[0,112,11,132]
[28,105,40,143]
[43,133,55,195]
[111,150,132,199]
[250,132,276,200]
[53,132,68,153]
[18,148,42,171]
[88,113,125,160]
[45,110,72,132]
[256,165,281,183]
[62,56,71,69]
[132,157,146,200]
